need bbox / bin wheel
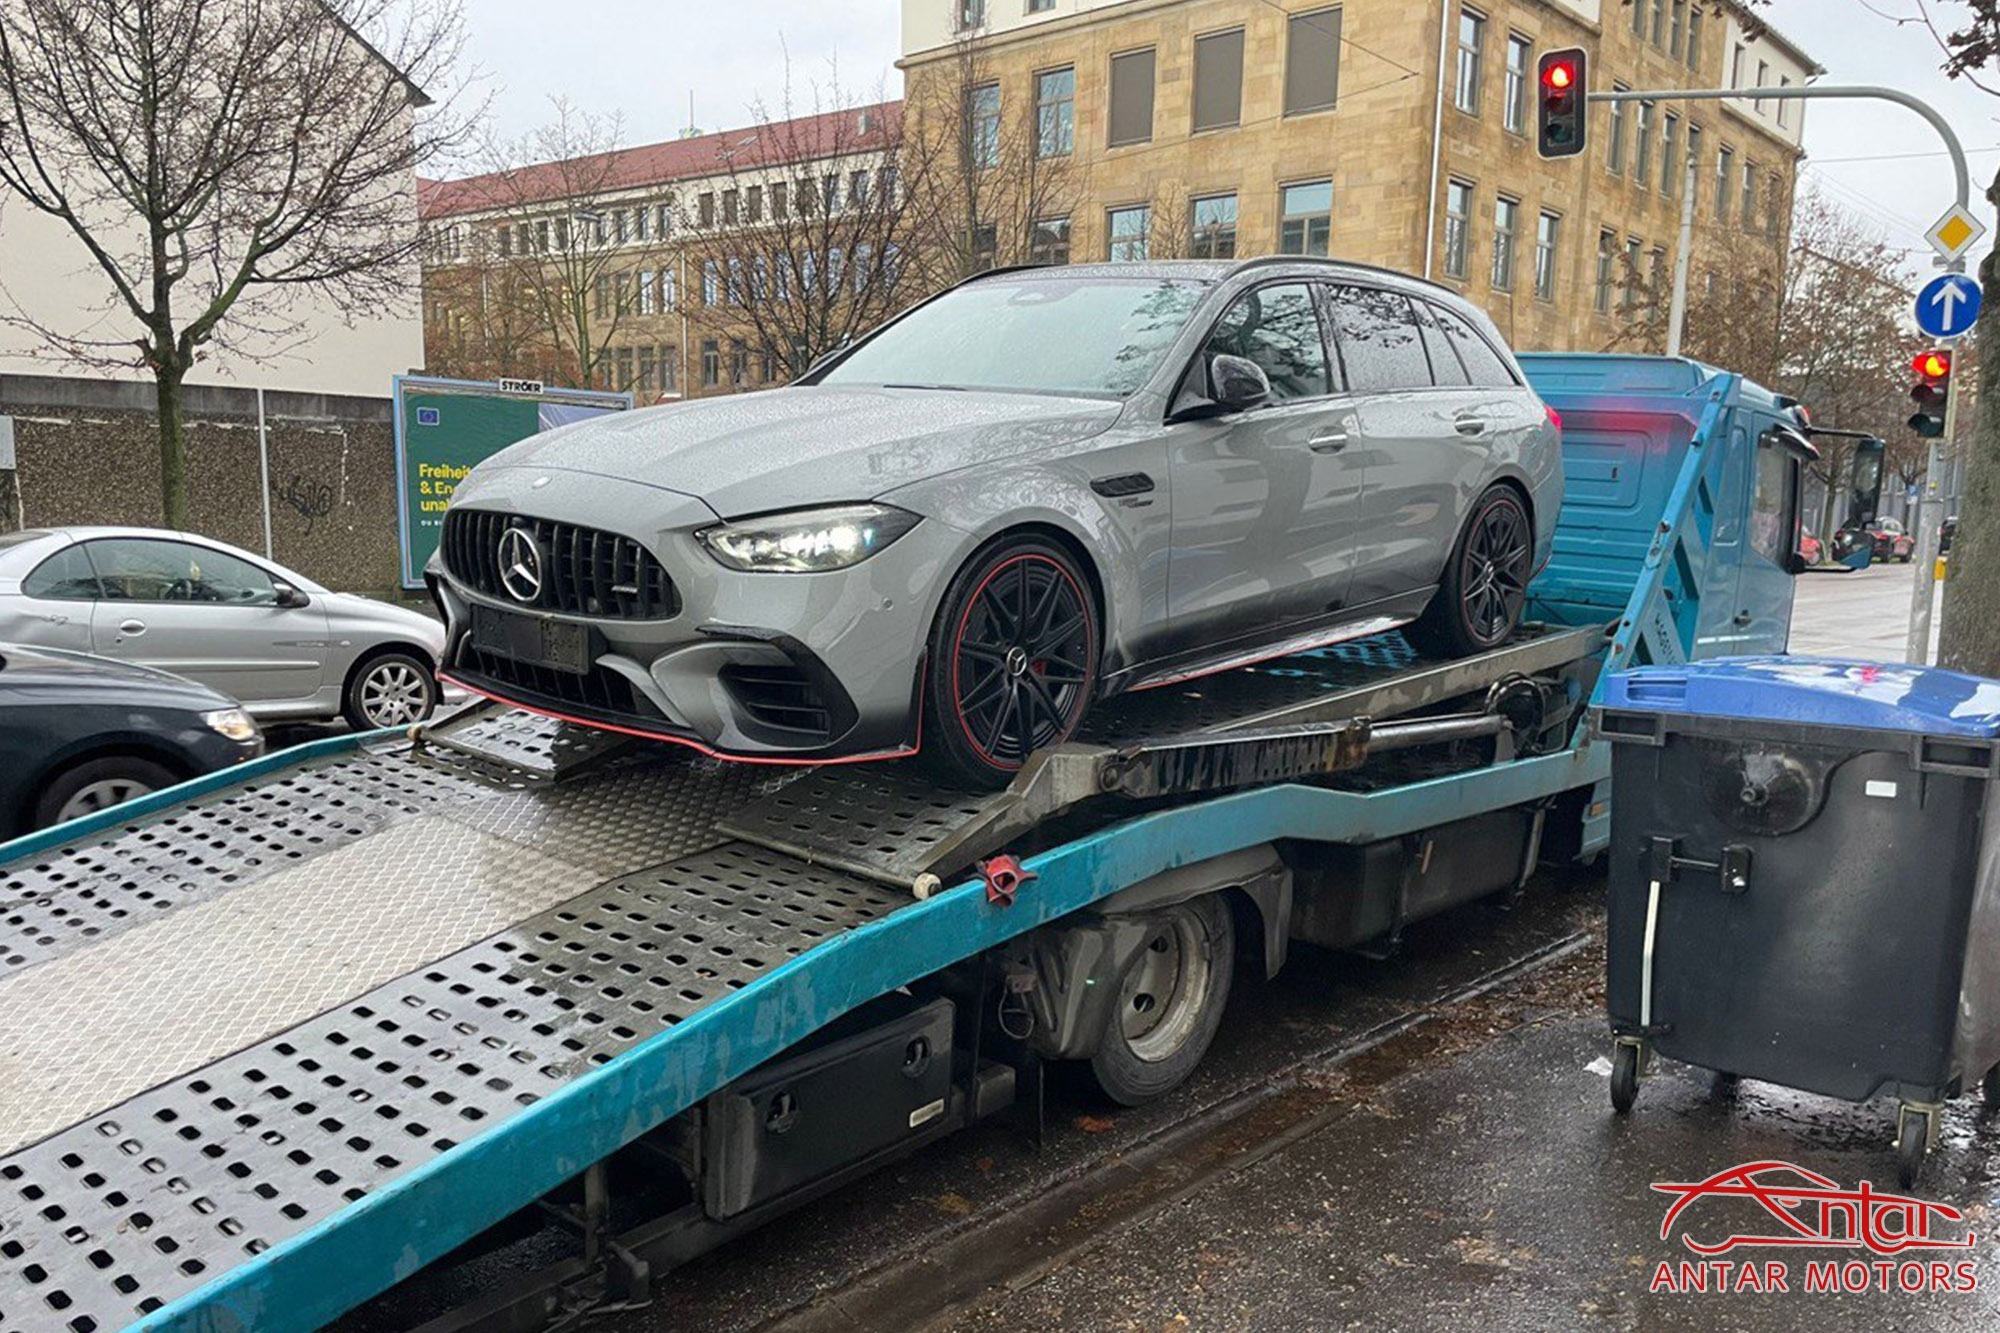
[1896,1108,1933,1190]
[1611,1042,1641,1115]
[1982,1064,2000,1113]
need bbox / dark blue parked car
[0,642,263,837]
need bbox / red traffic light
[1914,350,1952,381]
[1544,61,1576,91]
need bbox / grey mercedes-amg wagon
[430,259,1562,787]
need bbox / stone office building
[901,0,1817,353]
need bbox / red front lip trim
[439,672,920,768]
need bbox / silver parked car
[0,528,445,730]
[430,259,1562,787]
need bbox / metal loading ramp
[0,624,1602,1333]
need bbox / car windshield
[820,276,1209,399]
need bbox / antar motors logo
[1648,1161,1979,1296]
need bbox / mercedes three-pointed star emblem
[498,527,544,604]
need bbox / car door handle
[1454,418,1489,437]
[1307,431,1349,454]
[119,619,147,637]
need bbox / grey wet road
[1789,561,1934,662]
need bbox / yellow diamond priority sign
[1927,204,1988,263]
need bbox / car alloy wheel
[360,659,432,728]
[932,540,1096,780]
[55,777,157,823]
[1459,492,1534,646]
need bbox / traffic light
[1537,48,1589,160]
[1909,348,1952,438]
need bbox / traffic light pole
[1589,84,1976,351]
[1589,84,1978,661]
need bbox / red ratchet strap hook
[980,855,1037,907]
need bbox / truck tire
[1088,895,1235,1106]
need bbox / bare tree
[899,35,1077,286]
[675,84,915,384]
[0,0,471,526]
[432,98,673,391]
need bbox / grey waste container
[1597,656,2000,1185]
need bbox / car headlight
[698,504,921,573]
[202,707,259,743]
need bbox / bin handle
[1914,736,1998,778]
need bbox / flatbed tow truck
[0,356,1815,1333]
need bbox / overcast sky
[458,0,1996,266]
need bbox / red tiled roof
[419,101,902,220]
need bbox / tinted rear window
[1326,286,1431,393]
[1431,305,1518,388]
[23,545,100,600]
[1410,302,1469,387]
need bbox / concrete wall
[0,376,404,595]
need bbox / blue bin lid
[1602,657,2000,739]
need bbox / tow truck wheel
[1088,895,1234,1107]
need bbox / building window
[1107,204,1151,262]
[638,272,656,316]
[632,208,648,242]
[1534,211,1561,301]
[746,186,763,223]
[723,190,740,226]
[615,346,634,390]
[1491,196,1519,291]
[1661,112,1680,195]
[701,260,720,305]
[536,219,551,252]
[1741,161,1758,227]
[970,223,998,272]
[1648,247,1668,308]
[1632,0,1647,36]
[1777,76,1793,127]
[1716,146,1735,217]
[1037,67,1075,158]
[1455,8,1484,115]
[966,83,1001,168]
[1650,0,1666,45]
[1191,193,1239,259]
[1623,237,1643,309]
[699,192,716,227]
[771,181,789,221]
[1284,7,1341,116]
[611,211,627,244]
[1280,180,1334,256]
[1730,43,1745,89]
[850,171,870,208]
[1029,0,1053,12]
[1670,0,1687,58]
[1635,101,1656,187]
[658,200,675,237]
[1030,216,1072,265]
[1503,34,1531,135]
[1687,5,1704,71]
[660,267,677,309]
[614,272,631,314]
[1755,60,1769,113]
[1594,229,1615,313]
[1685,124,1704,206]
[497,223,512,257]
[1608,84,1630,175]
[1444,179,1473,279]
[594,275,608,318]
[730,341,749,388]
[1109,48,1156,146]
[956,0,985,32]
[661,347,679,394]
[1193,29,1245,132]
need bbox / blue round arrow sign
[1917,273,1982,339]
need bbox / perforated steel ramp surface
[0,798,899,1332]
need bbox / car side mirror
[1210,354,1272,412]
[273,581,311,609]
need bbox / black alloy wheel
[922,537,1099,789]
[1409,487,1535,658]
